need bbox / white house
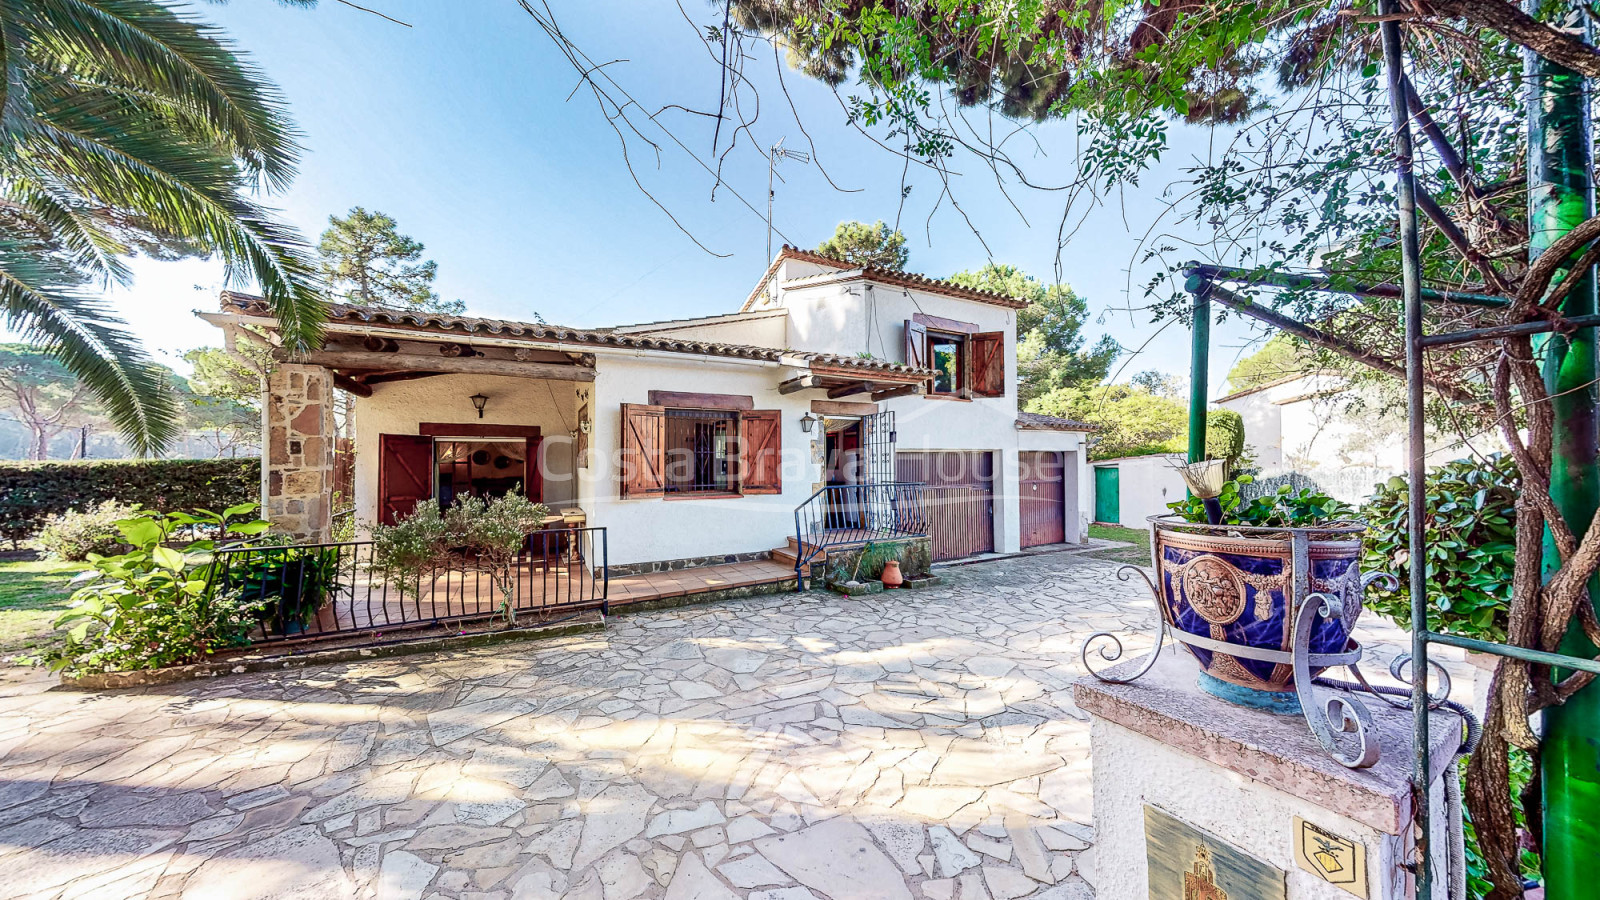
[203,246,1094,573]
[1214,372,1495,501]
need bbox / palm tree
[0,0,325,455]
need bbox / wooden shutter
[379,434,434,525]
[969,331,1005,397]
[738,410,783,495]
[905,319,931,391]
[619,404,665,497]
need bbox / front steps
[768,534,879,568]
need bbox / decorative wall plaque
[1293,817,1368,898]
[1145,806,1286,900]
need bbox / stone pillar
[263,364,335,541]
[1074,652,1462,900]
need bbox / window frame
[924,329,969,397]
[661,407,743,496]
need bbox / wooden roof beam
[779,374,820,395]
[275,349,596,382]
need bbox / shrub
[1205,408,1246,470]
[373,492,547,624]
[36,501,139,561]
[216,534,345,632]
[29,503,272,676]
[0,458,259,546]
[1360,454,1517,643]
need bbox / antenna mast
[767,137,811,261]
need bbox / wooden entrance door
[379,434,434,526]
[897,450,994,561]
[1020,451,1066,548]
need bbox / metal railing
[205,526,608,644]
[792,482,928,589]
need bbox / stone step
[772,534,883,569]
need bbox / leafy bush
[1205,409,1246,470]
[1167,475,1354,527]
[0,458,258,546]
[36,501,139,561]
[1360,455,1517,643]
[30,504,271,676]
[218,534,345,632]
[373,492,547,624]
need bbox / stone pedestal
[264,364,335,541]
[1073,651,1462,900]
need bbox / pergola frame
[1178,8,1600,889]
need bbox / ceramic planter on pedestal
[1083,516,1396,769]
[1151,516,1370,713]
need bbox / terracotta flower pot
[880,559,904,589]
[1152,517,1368,711]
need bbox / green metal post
[1527,4,1600,894]
[1188,285,1210,463]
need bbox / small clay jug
[880,559,904,589]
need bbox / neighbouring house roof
[1015,411,1097,432]
[215,293,933,378]
[740,245,1034,312]
[1212,372,1324,405]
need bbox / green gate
[1093,465,1119,525]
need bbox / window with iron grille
[663,408,738,493]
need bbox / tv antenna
[767,137,811,261]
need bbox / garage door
[1020,451,1066,548]
[897,451,994,561]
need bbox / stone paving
[0,550,1440,900]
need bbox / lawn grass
[0,557,84,653]
[1086,523,1153,567]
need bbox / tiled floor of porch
[607,557,799,605]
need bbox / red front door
[379,434,434,526]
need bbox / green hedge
[0,459,260,548]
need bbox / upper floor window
[905,316,1006,398]
[928,333,964,394]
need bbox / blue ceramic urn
[1150,516,1368,711]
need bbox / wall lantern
[800,412,820,433]
[469,393,489,419]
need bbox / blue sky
[60,0,1264,394]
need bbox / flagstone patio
[0,550,1443,900]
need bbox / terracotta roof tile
[1016,411,1097,432]
[742,245,1033,311]
[218,294,933,378]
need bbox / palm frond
[22,0,301,189]
[1,174,132,282]
[0,239,179,454]
[0,0,325,454]
[24,83,325,348]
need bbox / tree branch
[1420,0,1600,78]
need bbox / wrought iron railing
[791,482,928,589]
[205,527,608,643]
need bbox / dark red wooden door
[379,434,434,525]
[1020,451,1066,547]
[897,450,994,561]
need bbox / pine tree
[317,207,465,314]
